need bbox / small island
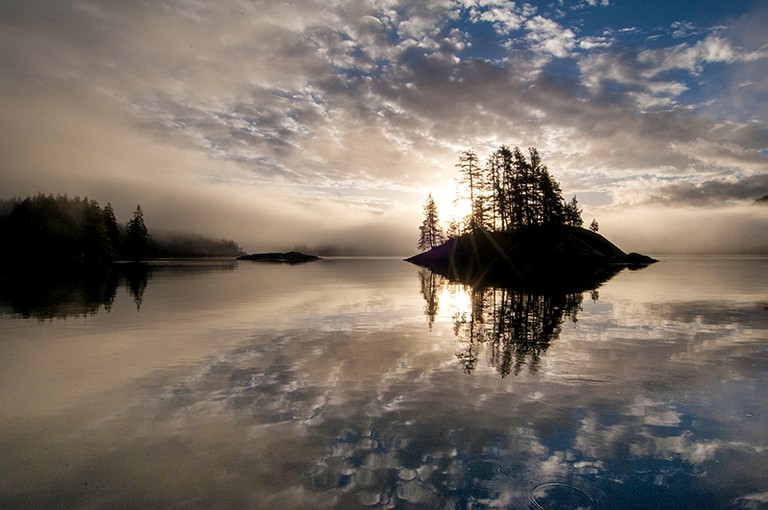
[237,251,321,264]
[406,145,656,291]
[406,224,656,291]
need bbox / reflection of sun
[439,285,472,318]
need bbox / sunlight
[439,284,472,320]
[430,184,470,232]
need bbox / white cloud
[639,35,767,77]
[524,15,576,58]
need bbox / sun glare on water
[439,284,473,320]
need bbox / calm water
[1,257,767,509]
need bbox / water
[1,256,767,509]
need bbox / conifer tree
[456,150,482,232]
[123,204,153,260]
[418,193,445,250]
[564,196,583,227]
[102,202,120,255]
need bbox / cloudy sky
[1,0,767,255]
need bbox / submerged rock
[237,251,321,264]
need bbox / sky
[1,0,767,255]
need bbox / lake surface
[1,256,767,509]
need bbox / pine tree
[589,218,599,232]
[418,193,445,250]
[446,218,461,239]
[538,167,565,226]
[563,196,583,227]
[102,202,120,256]
[456,150,482,232]
[123,204,153,260]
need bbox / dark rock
[237,251,321,264]
[623,252,658,267]
[405,225,656,292]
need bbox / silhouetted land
[406,224,656,293]
[0,194,244,264]
[237,251,321,264]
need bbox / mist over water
[1,257,767,509]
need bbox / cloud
[464,0,532,35]
[524,15,576,58]
[638,35,764,76]
[1,0,768,253]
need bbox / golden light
[430,183,471,232]
[438,284,473,320]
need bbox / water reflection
[0,264,147,318]
[419,268,586,377]
[2,257,768,509]
[0,260,236,318]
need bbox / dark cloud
[652,174,768,205]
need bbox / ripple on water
[529,481,599,510]
[465,459,513,493]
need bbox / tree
[456,150,483,232]
[446,218,461,239]
[123,205,152,260]
[589,218,599,232]
[538,167,565,226]
[418,193,445,250]
[0,193,116,264]
[563,196,583,227]
[102,202,120,256]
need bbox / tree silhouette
[450,145,579,234]
[563,196,583,227]
[0,194,116,264]
[446,218,461,239]
[456,150,483,232]
[418,193,445,250]
[123,204,152,260]
[102,202,121,257]
[589,218,599,232]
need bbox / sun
[430,183,471,229]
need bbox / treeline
[0,194,244,264]
[420,146,590,250]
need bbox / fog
[594,205,768,255]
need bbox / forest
[419,146,592,251]
[0,194,244,265]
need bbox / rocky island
[237,251,321,264]
[406,224,656,291]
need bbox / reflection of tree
[455,287,583,377]
[0,264,150,318]
[122,263,150,310]
[0,267,119,319]
[418,269,444,330]
[416,267,586,376]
